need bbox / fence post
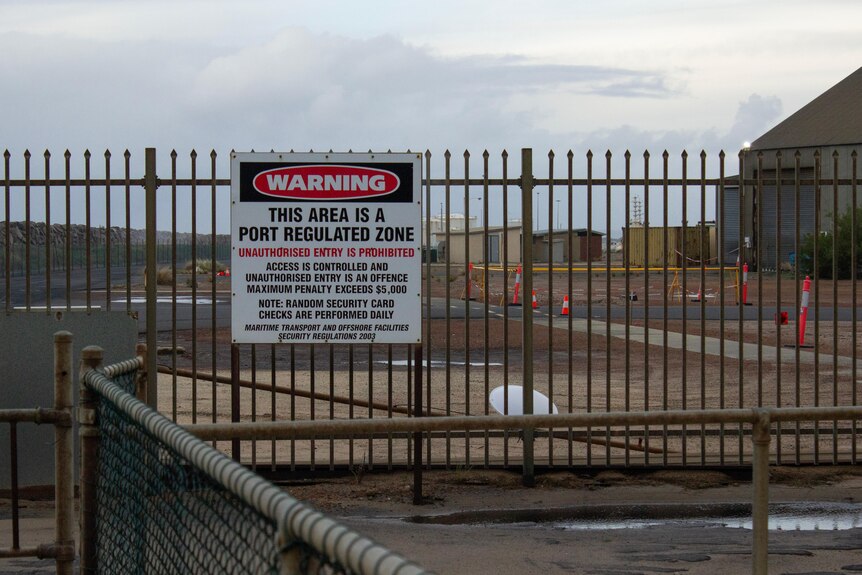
[53,331,75,575]
[135,342,148,402]
[144,148,158,408]
[751,410,771,575]
[79,345,104,575]
[520,148,535,486]
[413,344,423,504]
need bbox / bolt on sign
[230,152,422,345]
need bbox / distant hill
[0,222,229,246]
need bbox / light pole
[555,199,560,230]
[535,191,540,231]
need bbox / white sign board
[230,152,422,344]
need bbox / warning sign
[230,152,422,344]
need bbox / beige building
[442,226,604,265]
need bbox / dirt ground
[59,266,857,572]
[4,467,862,574]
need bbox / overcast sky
[1,0,860,231]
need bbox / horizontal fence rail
[183,406,862,440]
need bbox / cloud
[725,93,783,147]
[185,28,675,152]
[0,23,769,177]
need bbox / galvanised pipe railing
[0,331,75,574]
[80,346,428,575]
[186,404,862,575]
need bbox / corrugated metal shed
[756,168,816,267]
[623,224,716,268]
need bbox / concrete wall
[0,310,138,488]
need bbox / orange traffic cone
[531,290,538,309]
[561,295,569,316]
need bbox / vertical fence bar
[64,151,71,308]
[814,150,821,462]
[585,150,593,466]
[210,151,218,433]
[482,150,490,468]
[424,151,433,468]
[604,151,612,466]
[699,151,707,464]
[852,150,858,464]
[231,344,241,462]
[501,150,510,467]
[124,150,131,313]
[190,151,199,424]
[44,151,52,310]
[831,151,839,464]
[444,150,451,467]
[104,150,112,311]
[171,151,178,420]
[386,345,392,468]
[10,421,19,550]
[775,152,783,463]
[291,345,297,468]
[794,151,802,464]
[643,151,650,464]
[328,345,335,470]
[756,152,764,410]
[718,151,727,464]
[752,411,771,575]
[547,150,555,466]
[569,150,577,466]
[347,345,353,466]
[250,346,258,470]
[79,345,104,574]
[145,148,158,407]
[271,345,277,470]
[3,150,9,310]
[413,343,423,503]
[311,344,318,470]
[681,150,688,465]
[662,151,669,464]
[521,148,534,485]
[623,150,631,466]
[367,344,374,469]
[84,150,92,310]
[54,331,74,575]
[463,150,471,466]
[738,150,746,463]
[135,343,148,402]
[24,151,31,308]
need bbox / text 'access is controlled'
[230,153,422,345]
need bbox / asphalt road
[5,268,862,335]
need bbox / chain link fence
[82,356,427,575]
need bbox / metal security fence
[78,345,427,575]
[2,146,859,475]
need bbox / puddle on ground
[555,503,862,532]
[408,502,862,532]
